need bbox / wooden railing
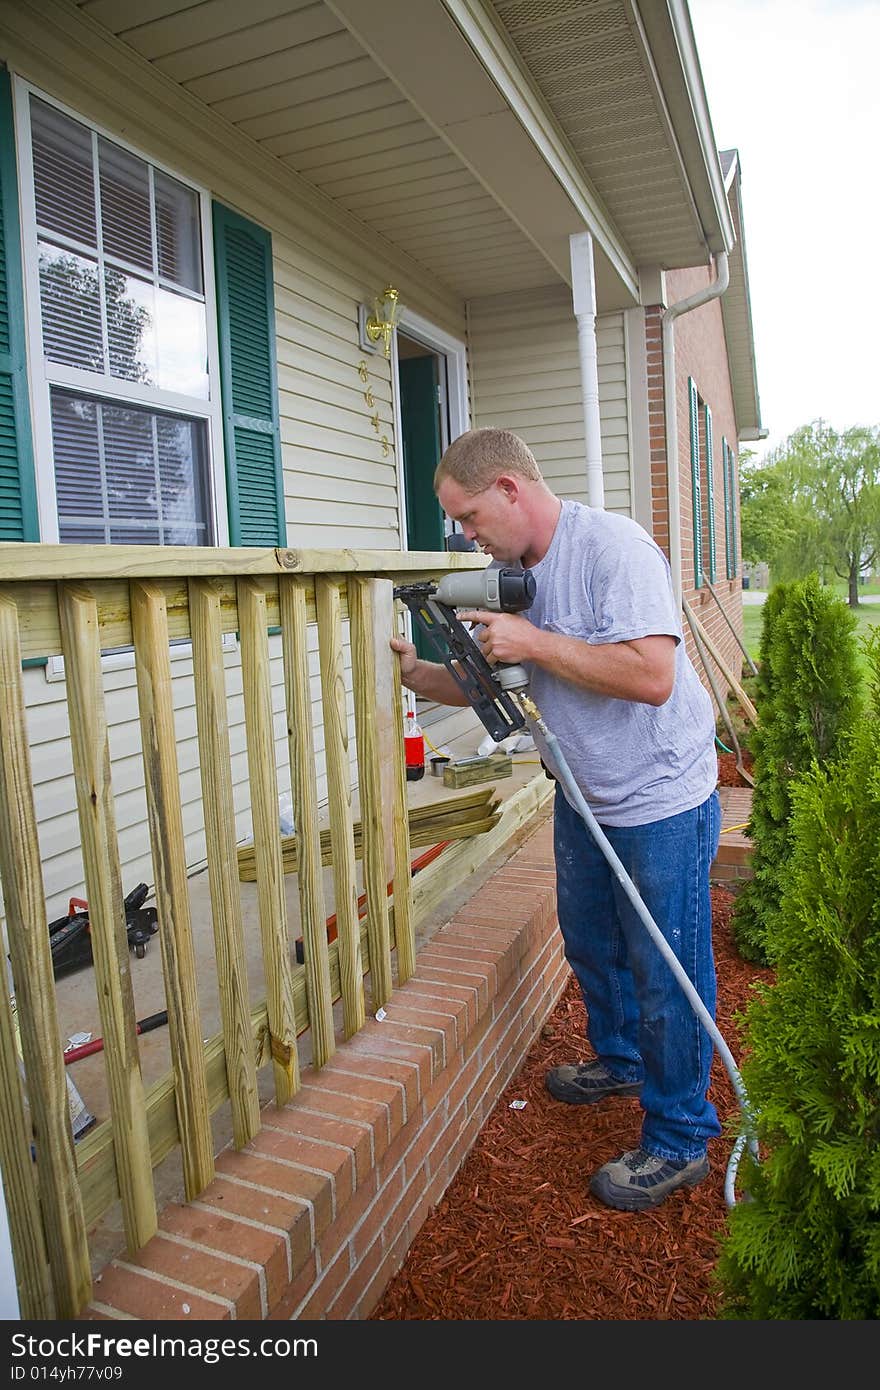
[0,542,490,1319]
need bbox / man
[391,427,721,1212]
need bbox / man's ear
[495,474,520,502]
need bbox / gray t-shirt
[522,500,717,827]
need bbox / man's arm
[389,636,470,706]
[455,611,676,706]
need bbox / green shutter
[212,202,285,546]
[0,68,38,542]
[703,403,716,583]
[722,437,734,578]
[688,377,702,588]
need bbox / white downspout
[570,232,605,509]
[661,251,730,606]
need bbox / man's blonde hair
[433,428,542,494]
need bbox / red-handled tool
[63,1010,168,1064]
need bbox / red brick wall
[644,268,746,703]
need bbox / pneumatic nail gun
[392,567,536,742]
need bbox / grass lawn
[741,584,880,680]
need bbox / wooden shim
[131,582,214,1199]
[57,584,156,1253]
[188,580,260,1150]
[238,578,299,1104]
[682,597,759,727]
[236,787,500,880]
[279,576,335,1069]
[316,577,364,1040]
[348,578,394,1011]
[0,595,65,1317]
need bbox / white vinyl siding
[466,286,633,515]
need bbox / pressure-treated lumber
[73,773,548,1231]
[0,597,73,1318]
[57,584,157,1254]
[682,597,759,728]
[348,578,395,1011]
[443,751,513,788]
[238,578,300,1104]
[235,789,502,881]
[188,579,260,1150]
[316,577,364,1040]
[280,576,335,1068]
[131,582,214,1200]
[2,546,485,662]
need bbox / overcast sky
[688,0,880,461]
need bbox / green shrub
[731,575,861,964]
[714,631,880,1319]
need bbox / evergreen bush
[714,630,880,1319]
[731,574,861,963]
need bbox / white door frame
[391,309,470,551]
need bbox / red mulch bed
[371,758,769,1321]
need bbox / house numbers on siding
[358,358,390,456]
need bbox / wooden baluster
[389,613,416,985]
[315,578,364,1039]
[57,583,156,1250]
[279,576,335,1067]
[238,579,299,1104]
[0,593,83,1317]
[130,581,214,1199]
[188,579,260,1148]
[348,578,397,1011]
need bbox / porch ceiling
[72,0,731,310]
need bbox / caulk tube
[523,697,758,1205]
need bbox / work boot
[589,1147,710,1211]
[545,1060,643,1105]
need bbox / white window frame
[13,77,229,551]
[12,77,234,679]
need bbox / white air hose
[518,693,759,1206]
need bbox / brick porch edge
[80,818,566,1322]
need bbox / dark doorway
[398,335,448,657]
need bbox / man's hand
[390,635,418,680]
[455,610,541,666]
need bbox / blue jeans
[553,785,722,1162]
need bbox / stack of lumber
[237,787,501,882]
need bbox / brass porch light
[358,285,402,358]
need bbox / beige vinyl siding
[467,286,633,515]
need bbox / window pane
[105,267,156,384]
[51,390,213,546]
[51,393,105,541]
[155,287,208,398]
[155,171,203,293]
[39,242,103,371]
[30,97,96,247]
[98,137,152,273]
[102,403,155,524]
[157,415,210,544]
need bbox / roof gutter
[662,250,729,609]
